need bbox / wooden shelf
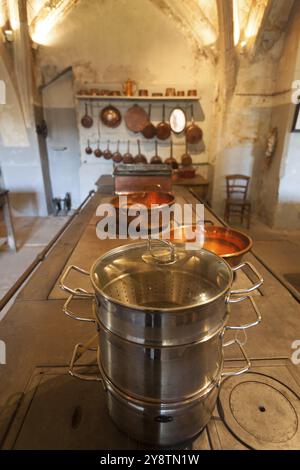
[76,95,200,102]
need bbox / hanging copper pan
[94,140,103,158]
[134,140,147,164]
[150,141,162,164]
[100,105,122,128]
[142,104,156,139]
[185,104,203,144]
[164,139,178,169]
[125,104,148,133]
[103,140,112,160]
[112,140,123,163]
[156,104,171,140]
[85,139,93,155]
[123,141,134,164]
[181,139,192,167]
[94,109,103,157]
[81,102,93,128]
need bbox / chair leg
[240,207,244,225]
[224,203,229,222]
[247,206,251,229]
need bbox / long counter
[0,178,299,450]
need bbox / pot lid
[91,241,233,311]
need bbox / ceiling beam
[29,0,78,44]
[216,0,236,100]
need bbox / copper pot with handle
[169,221,253,267]
[185,104,203,144]
[81,102,93,128]
[142,104,156,139]
[156,104,171,141]
[112,140,123,163]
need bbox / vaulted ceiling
[0,0,296,59]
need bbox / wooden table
[0,176,299,449]
[0,189,16,251]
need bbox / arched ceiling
[0,0,296,58]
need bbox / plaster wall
[0,30,49,216]
[259,4,300,229]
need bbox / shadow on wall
[9,192,38,217]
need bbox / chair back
[226,174,250,201]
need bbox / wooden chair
[224,175,251,228]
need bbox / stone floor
[0,215,69,320]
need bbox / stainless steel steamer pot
[96,295,260,402]
[60,240,263,445]
[60,240,263,346]
[67,338,251,446]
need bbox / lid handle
[148,238,176,264]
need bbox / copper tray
[169,223,252,267]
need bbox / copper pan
[101,105,122,128]
[103,140,112,160]
[156,104,171,140]
[81,102,93,128]
[134,140,147,164]
[123,140,134,164]
[112,140,123,163]
[164,140,178,169]
[150,141,162,164]
[142,104,156,139]
[125,104,148,133]
[169,221,253,267]
[185,104,203,144]
[111,191,175,233]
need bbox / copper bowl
[111,192,175,233]
[169,223,253,267]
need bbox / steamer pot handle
[59,264,93,297]
[69,341,103,384]
[229,262,263,300]
[226,295,261,331]
[63,291,96,323]
[221,338,251,378]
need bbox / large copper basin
[169,223,253,267]
[111,192,175,233]
[111,191,175,210]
